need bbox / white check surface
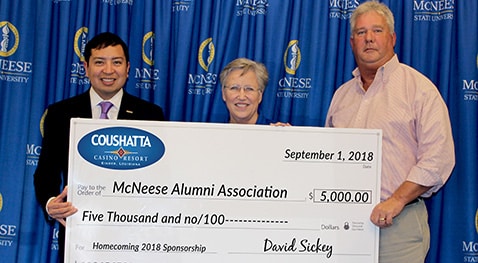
[66,119,381,263]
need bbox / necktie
[99,101,113,119]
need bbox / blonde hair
[220,58,269,92]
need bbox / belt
[406,198,421,206]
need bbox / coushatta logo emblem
[78,127,165,170]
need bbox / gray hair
[350,1,395,37]
[220,58,269,92]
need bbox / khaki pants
[379,199,430,263]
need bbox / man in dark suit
[33,32,165,262]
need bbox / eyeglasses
[224,85,260,94]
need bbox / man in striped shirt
[325,1,455,263]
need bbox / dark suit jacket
[34,90,165,217]
[33,89,165,262]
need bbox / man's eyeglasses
[224,85,260,94]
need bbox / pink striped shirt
[326,55,455,200]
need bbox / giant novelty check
[66,119,382,263]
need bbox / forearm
[389,181,431,205]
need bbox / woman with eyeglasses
[220,58,284,125]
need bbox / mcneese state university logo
[462,54,478,102]
[172,0,192,12]
[102,0,133,6]
[329,0,360,19]
[0,21,32,84]
[78,127,165,170]
[277,40,311,99]
[235,0,268,16]
[134,32,160,90]
[70,27,90,86]
[463,78,478,102]
[25,111,48,166]
[462,208,478,262]
[413,0,454,21]
[0,192,18,247]
[51,225,59,251]
[26,143,42,166]
[188,37,217,95]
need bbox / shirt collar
[352,54,399,90]
[90,88,123,109]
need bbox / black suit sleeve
[33,92,92,221]
[33,106,70,221]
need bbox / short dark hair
[83,32,129,63]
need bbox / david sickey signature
[263,237,333,258]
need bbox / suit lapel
[73,91,94,118]
[118,91,135,119]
